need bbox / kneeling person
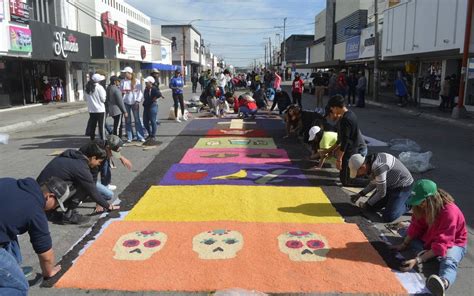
[349,152,414,222]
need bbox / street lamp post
[275,17,287,80]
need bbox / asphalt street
[0,85,472,295]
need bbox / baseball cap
[43,176,71,212]
[121,66,133,74]
[151,68,160,74]
[406,179,438,206]
[106,135,123,158]
[308,126,321,142]
[92,73,105,83]
[348,154,366,178]
[143,76,155,84]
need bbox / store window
[419,61,442,100]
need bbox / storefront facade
[30,20,91,103]
[0,0,33,107]
[75,0,151,80]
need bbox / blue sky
[126,0,326,67]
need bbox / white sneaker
[107,184,117,191]
[182,115,188,121]
[175,117,181,123]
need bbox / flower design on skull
[113,230,167,261]
[192,229,244,260]
[278,231,329,262]
[206,140,221,146]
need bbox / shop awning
[141,63,179,71]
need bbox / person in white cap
[348,152,414,222]
[308,125,338,169]
[120,66,145,142]
[84,73,107,140]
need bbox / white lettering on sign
[53,31,79,58]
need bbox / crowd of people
[0,66,468,296]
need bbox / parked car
[303,73,318,94]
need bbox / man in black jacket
[37,142,119,224]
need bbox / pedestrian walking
[0,177,67,295]
[85,73,107,141]
[328,71,337,97]
[273,71,282,90]
[314,72,326,108]
[170,69,186,122]
[191,72,199,93]
[291,73,304,108]
[347,72,357,106]
[335,69,348,97]
[198,71,205,91]
[356,71,367,107]
[142,76,161,141]
[106,76,127,136]
[326,95,368,187]
[392,180,467,296]
[349,152,414,222]
[120,66,145,142]
[395,71,409,107]
[449,74,459,109]
[150,68,161,89]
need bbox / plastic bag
[214,288,268,296]
[389,138,421,152]
[398,151,434,173]
[0,133,9,144]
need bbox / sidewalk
[0,101,88,133]
[0,88,176,134]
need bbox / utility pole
[182,26,186,84]
[264,44,267,69]
[452,0,473,118]
[283,17,287,81]
[373,0,379,102]
[269,37,272,68]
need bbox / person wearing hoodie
[0,176,69,295]
[37,142,119,224]
[106,76,127,137]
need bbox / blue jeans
[239,106,257,117]
[370,185,412,222]
[100,158,111,186]
[124,103,145,141]
[143,103,158,138]
[410,239,466,287]
[0,241,28,296]
[97,181,113,200]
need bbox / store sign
[345,35,360,61]
[359,26,375,59]
[30,21,90,63]
[101,12,125,54]
[9,25,31,52]
[53,31,79,58]
[9,0,29,24]
[161,47,168,60]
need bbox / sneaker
[126,139,132,143]
[62,211,90,225]
[182,115,188,121]
[139,138,146,142]
[175,118,181,123]
[107,184,117,191]
[426,275,446,296]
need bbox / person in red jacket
[291,73,304,108]
[392,179,467,296]
[238,94,257,119]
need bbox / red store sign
[101,12,125,54]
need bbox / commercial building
[0,0,91,107]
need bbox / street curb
[0,107,88,133]
[367,100,474,131]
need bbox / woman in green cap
[392,179,467,296]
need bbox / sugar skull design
[192,229,244,260]
[253,140,268,145]
[277,231,329,262]
[113,230,167,261]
